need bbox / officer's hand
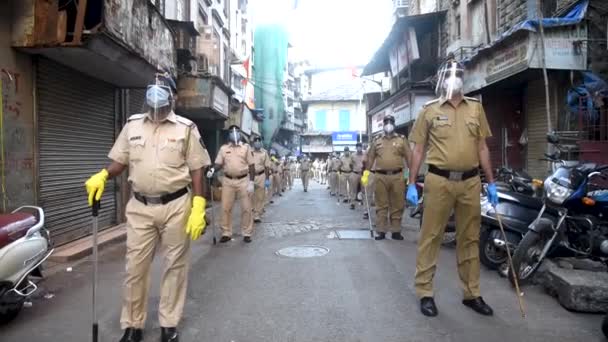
[247,181,255,193]
[186,196,207,240]
[406,184,419,206]
[487,182,499,207]
[264,179,271,189]
[361,170,370,187]
[206,167,215,179]
[85,169,109,207]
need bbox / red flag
[350,66,359,79]
[242,57,250,85]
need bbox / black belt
[376,169,402,175]
[225,173,248,180]
[340,170,352,174]
[330,170,338,173]
[134,187,188,205]
[255,170,265,176]
[352,171,361,175]
[428,165,479,181]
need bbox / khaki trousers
[349,172,361,201]
[374,173,405,233]
[367,172,376,206]
[221,176,253,237]
[301,170,310,190]
[329,171,338,194]
[414,173,482,300]
[253,173,266,220]
[339,173,349,198]
[120,193,191,329]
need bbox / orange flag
[242,57,250,85]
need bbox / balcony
[12,0,176,87]
[176,75,233,120]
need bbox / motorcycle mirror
[546,132,560,144]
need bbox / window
[198,7,208,25]
[223,44,230,83]
[315,110,327,131]
[339,110,350,131]
[455,14,461,40]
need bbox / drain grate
[335,229,373,240]
[276,245,330,258]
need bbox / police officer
[407,59,498,317]
[207,125,256,243]
[361,115,411,241]
[85,73,211,342]
[329,152,342,196]
[300,154,312,192]
[272,155,283,197]
[250,135,271,223]
[339,147,354,203]
[350,142,366,210]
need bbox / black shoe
[363,213,369,219]
[244,236,252,243]
[462,297,493,316]
[304,189,307,192]
[279,194,282,197]
[270,200,274,204]
[119,328,143,342]
[420,297,438,317]
[161,327,179,342]
[350,204,355,210]
[343,199,348,203]
[254,218,261,223]
[220,236,231,243]
[391,232,404,240]
[374,232,386,240]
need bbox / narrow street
[0,180,604,342]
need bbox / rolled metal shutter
[37,59,117,246]
[129,89,147,116]
[526,78,556,179]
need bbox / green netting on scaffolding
[253,24,288,147]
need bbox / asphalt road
[0,180,604,342]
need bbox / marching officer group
[84,57,501,341]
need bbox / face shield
[229,127,241,144]
[436,60,465,100]
[253,140,262,150]
[146,73,174,122]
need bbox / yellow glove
[361,170,370,187]
[85,169,109,206]
[186,196,207,240]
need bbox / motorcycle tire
[0,276,28,325]
[602,313,608,338]
[509,231,546,287]
[479,228,521,270]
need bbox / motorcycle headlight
[544,179,573,205]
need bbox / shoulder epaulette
[464,96,480,102]
[176,115,194,126]
[127,113,146,121]
[423,99,440,108]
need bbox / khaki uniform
[329,158,342,195]
[108,111,211,329]
[339,155,354,199]
[215,142,254,237]
[300,160,311,190]
[410,97,491,300]
[367,133,412,233]
[252,148,271,221]
[273,162,283,195]
[351,152,365,201]
[320,161,327,184]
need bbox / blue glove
[264,179,271,189]
[406,184,418,206]
[487,182,499,207]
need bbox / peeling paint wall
[1,1,35,210]
[104,0,177,75]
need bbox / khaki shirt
[409,97,492,171]
[367,133,412,171]
[340,155,354,172]
[330,158,342,172]
[252,148,270,174]
[215,142,253,177]
[108,111,211,195]
[352,152,365,172]
[301,160,311,171]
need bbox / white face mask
[384,123,395,134]
[442,76,464,98]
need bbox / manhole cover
[276,245,330,258]
[335,229,373,239]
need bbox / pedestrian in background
[250,135,271,224]
[208,125,256,243]
[300,154,312,192]
[85,72,211,342]
[350,142,366,210]
[407,58,498,318]
[339,147,354,202]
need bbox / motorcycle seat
[0,212,37,249]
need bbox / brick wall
[497,0,527,34]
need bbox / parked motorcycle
[495,167,544,197]
[509,141,608,285]
[0,206,53,324]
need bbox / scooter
[0,206,53,324]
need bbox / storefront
[369,89,435,137]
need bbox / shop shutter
[526,78,555,179]
[37,58,117,246]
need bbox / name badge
[436,115,449,121]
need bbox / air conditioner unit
[393,0,409,18]
[394,0,409,8]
